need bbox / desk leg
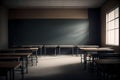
[84,52,87,70]
[22,57,28,74]
[41,48,42,56]
[10,70,12,80]
[44,47,46,55]
[9,69,14,80]
[21,63,24,80]
[31,55,34,66]
[72,48,74,56]
[55,48,56,56]
[76,48,78,56]
[25,57,28,74]
[36,50,38,63]
[59,47,61,55]
[12,69,14,80]
[21,57,24,73]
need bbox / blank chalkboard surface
[9,19,89,45]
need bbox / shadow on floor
[24,62,98,80]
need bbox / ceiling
[2,0,106,8]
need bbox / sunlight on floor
[38,55,81,68]
[25,55,82,77]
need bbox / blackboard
[9,19,89,45]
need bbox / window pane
[106,31,108,44]
[108,22,111,30]
[115,7,119,18]
[109,30,114,44]
[109,21,114,29]
[109,11,114,21]
[115,18,119,28]
[107,31,110,44]
[114,29,119,45]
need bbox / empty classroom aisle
[20,55,98,80]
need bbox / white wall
[0,6,8,49]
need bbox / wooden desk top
[0,56,20,59]
[0,62,21,69]
[11,48,38,51]
[95,59,120,64]
[76,45,99,48]
[44,45,58,47]
[0,53,32,57]
[80,47,114,52]
[59,45,75,47]
[31,45,43,48]
[29,48,38,50]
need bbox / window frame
[106,7,119,46]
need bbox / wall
[101,0,120,51]
[8,8,101,46]
[88,8,101,45]
[0,6,8,49]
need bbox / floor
[0,55,98,80]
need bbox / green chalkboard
[9,19,89,45]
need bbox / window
[106,7,119,46]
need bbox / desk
[21,45,43,55]
[59,45,75,55]
[80,47,114,70]
[21,45,42,54]
[10,48,38,64]
[76,45,99,56]
[0,53,32,74]
[95,59,120,79]
[44,45,58,55]
[30,48,39,63]
[1,48,38,64]
[80,47,113,52]
[0,62,21,80]
[95,59,120,64]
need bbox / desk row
[0,52,37,80]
